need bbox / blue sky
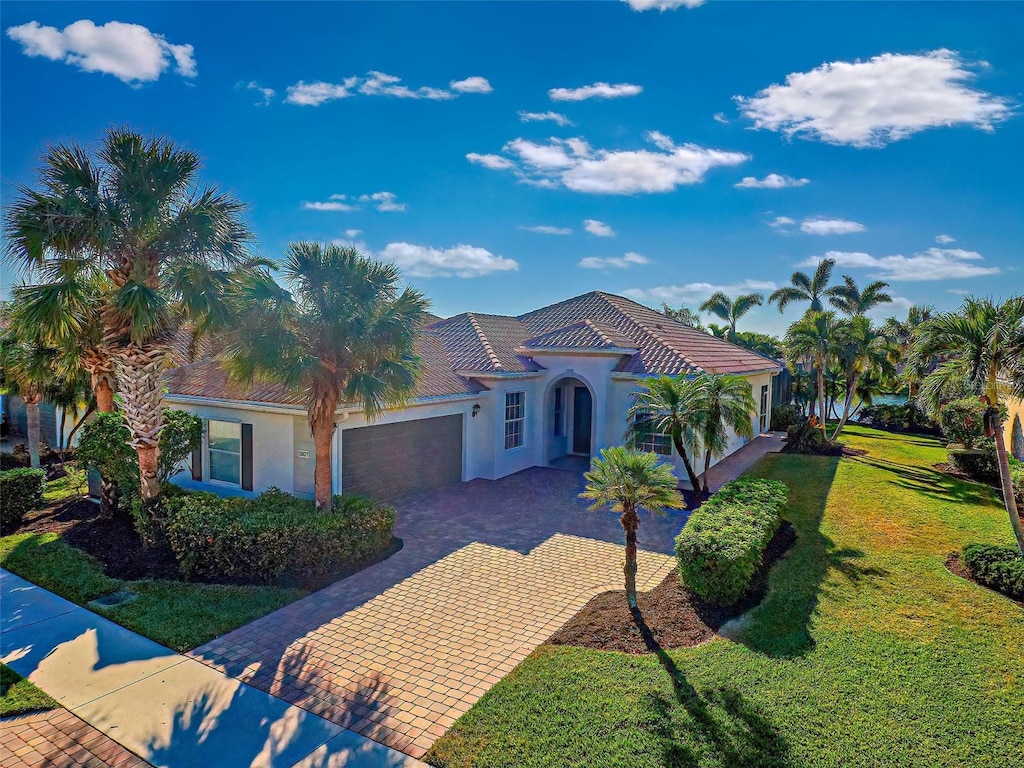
[2,1,1022,336]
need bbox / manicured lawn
[0,664,57,717]
[427,425,1024,768]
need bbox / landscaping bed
[549,522,796,654]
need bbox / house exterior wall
[1005,394,1024,461]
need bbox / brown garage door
[342,414,463,500]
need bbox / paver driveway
[190,466,687,758]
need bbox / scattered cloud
[769,216,796,230]
[518,110,573,127]
[713,112,730,124]
[303,191,406,212]
[583,219,616,237]
[359,191,406,212]
[936,234,956,244]
[520,225,572,235]
[623,0,706,10]
[799,217,866,235]
[797,248,1000,281]
[735,173,810,189]
[245,81,275,105]
[736,49,1014,148]
[344,229,362,238]
[286,79,357,106]
[449,76,493,94]
[579,252,650,270]
[379,242,518,278]
[549,82,643,101]
[947,288,970,295]
[469,131,748,194]
[6,19,196,84]
[623,279,778,305]
[303,201,358,212]
[360,70,452,99]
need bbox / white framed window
[504,391,525,450]
[634,412,672,456]
[208,419,242,485]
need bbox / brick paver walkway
[191,466,685,758]
[1,709,150,768]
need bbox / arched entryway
[544,375,596,467]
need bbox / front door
[572,386,592,454]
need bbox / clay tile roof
[522,319,638,351]
[425,313,540,373]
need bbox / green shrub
[1010,458,1023,507]
[675,477,788,605]
[0,468,45,532]
[163,487,395,582]
[770,404,803,432]
[962,544,1024,601]
[948,444,1000,485]
[858,402,936,434]
[940,398,990,448]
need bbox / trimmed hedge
[0,468,45,532]
[163,487,395,582]
[962,544,1024,601]
[770,404,803,432]
[675,477,788,605]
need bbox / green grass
[1,531,304,653]
[1,664,57,717]
[41,462,88,504]
[427,424,1024,768]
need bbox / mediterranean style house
[163,291,783,500]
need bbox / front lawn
[0,664,57,717]
[427,425,1024,768]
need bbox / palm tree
[829,276,893,316]
[831,317,898,440]
[222,242,429,512]
[3,128,253,503]
[912,296,1024,554]
[769,257,841,314]
[579,447,683,608]
[689,373,756,495]
[627,375,704,492]
[883,304,935,399]
[699,291,764,341]
[786,311,842,439]
[659,303,704,330]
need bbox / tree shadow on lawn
[850,455,995,508]
[631,609,800,768]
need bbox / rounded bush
[0,468,45,532]
[963,544,1024,601]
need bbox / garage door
[342,414,463,500]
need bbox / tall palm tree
[883,304,935,399]
[3,128,253,503]
[579,447,683,608]
[689,373,756,495]
[829,276,893,317]
[786,311,843,439]
[222,242,429,512]
[627,375,704,492]
[831,317,898,440]
[769,257,841,314]
[912,296,1024,554]
[699,291,764,341]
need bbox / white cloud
[936,234,956,244]
[769,216,796,230]
[623,279,778,305]
[518,110,573,127]
[471,131,748,194]
[736,49,1013,148]
[579,252,650,270]
[800,217,866,235]
[6,19,196,84]
[379,242,518,278]
[344,229,362,238]
[623,0,706,10]
[450,76,493,94]
[285,79,357,106]
[797,248,1000,281]
[549,82,643,101]
[713,112,730,124]
[303,192,405,212]
[583,219,615,237]
[303,201,359,212]
[520,225,572,235]
[360,70,452,100]
[358,191,406,212]
[735,173,810,189]
[246,81,274,106]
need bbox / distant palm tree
[627,375,704,492]
[659,303,704,330]
[912,296,1024,554]
[580,447,683,608]
[769,258,841,313]
[690,373,756,495]
[699,291,764,341]
[829,276,893,316]
[831,317,898,440]
[223,242,429,512]
[707,323,730,339]
[786,311,842,439]
[883,304,935,399]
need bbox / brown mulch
[945,551,1024,606]
[548,521,797,654]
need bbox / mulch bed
[945,551,1024,606]
[548,521,797,654]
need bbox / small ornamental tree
[939,398,989,448]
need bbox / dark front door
[572,386,592,455]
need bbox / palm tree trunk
[831,374,862,442]
[24,395,41,469]
[95,377,115,413]
[99,474,120,520]
[65,403,96,447]
[671,432,701,493]
[620,504,640,609]
[701,448,714,496]
[116,343,168,502]
[817,356,828,438]
[309,387,340,514]
[992,411,1024,555]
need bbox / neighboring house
[1005,393,1024,461]
[164,291,782,499]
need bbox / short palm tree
[769,257,841,314]
[829,276,893,317]
[689,373,756,495]
[786,311,842,439]
[627,375,703,492]
[222,242,429,512]
[659,303,704,330]
[3,128,253,503]
[912,296,1024,554]
[831,317,898,440]
[699,291,764,341]
[580,447,683,608]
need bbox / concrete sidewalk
[0,570,424,768]
[696,432,788,493]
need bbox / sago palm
[222,242,429,512]
[689,373,756,495]
[786,311,842,439]
[579,447,683,608]
[769,257,841,313]
[699,291,764,341]
[627,375,704,491]
[829,276,893,317]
